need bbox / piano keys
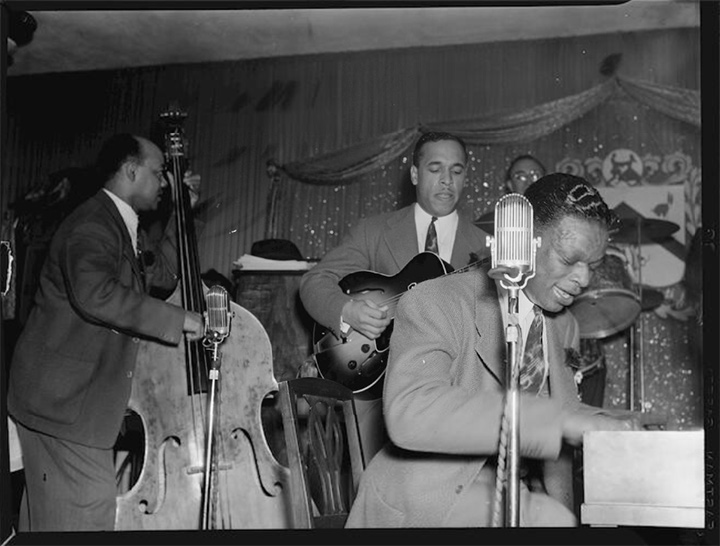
[581,430,704,528]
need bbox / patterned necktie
[424,216,438,254]
[520,305,546,394]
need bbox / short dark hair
[524,173,617,233]
[412,131,467,167]
[506,154,546,181]
[95,133,144,183]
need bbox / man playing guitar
[299,131,490,463]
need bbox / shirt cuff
[339,316,351,335]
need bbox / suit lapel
[545,313,580,407]
[97,191,145,286]
[473,270,505,387]
[451,212,474,268]
[383,205,418,271]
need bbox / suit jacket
[299,204,489,332]
[346,267,607,527]
[8,190,187,449]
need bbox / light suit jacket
[299,204,489,332]
[346,267,607,527]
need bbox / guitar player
[299,131,490,463]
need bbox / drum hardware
[569,248,641,340]
[607,208,680,413]
[639,287,663,312]
[609,216,679,246]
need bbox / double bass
[115,107,290,530]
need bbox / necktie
[136,230,147,290]
[424,216,438,254]
[520,305,546,394]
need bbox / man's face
[507,158,545,194]
[525,215,608,313]
[411,139,467,218]
[132,140,167,212]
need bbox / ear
[410,165,418,186]
[123,160,138,182]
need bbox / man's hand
[166,170,201,208]
[341,299,391,340]
[561,410,643,447]
[488,265,521,282]
[183,310,205,341]
[183,171,201,208]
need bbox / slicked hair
[524,173,618,233]
[95,133,144,183]
[412,131,467,167]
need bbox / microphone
[204,285,231,343]
[487,193,541,301]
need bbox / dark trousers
[16,422,116,531]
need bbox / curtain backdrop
[3,28,699,277]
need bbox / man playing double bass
[299,131,490,463]
[7,134,205,531]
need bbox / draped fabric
[271,76,699,187]
[268,74,700,259]
[2,28,699,280]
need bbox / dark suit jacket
[299,204,489,332]
[346,267,608,527]
[8,190,187,449]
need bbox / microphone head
[206,285,231,336]
[491,193,539,285]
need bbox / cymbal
[610,204,679,245]
[610,217,679,245]
[474,210,495,235]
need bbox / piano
[581,430,705,528]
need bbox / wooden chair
[278,377,365,529]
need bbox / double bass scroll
[114,105,290,530]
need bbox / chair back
[278,377,365,528]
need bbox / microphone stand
[201,330,227,530]
[488,193,540,528]
[504,287,522,527]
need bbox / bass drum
[570,247,641,339]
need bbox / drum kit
[476,204,679,412]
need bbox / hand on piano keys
[561,407,667,447]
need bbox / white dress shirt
[414,203,458,264]
[103,188,140,256]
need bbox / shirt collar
[414,203,458,227]
[103,188,140,254]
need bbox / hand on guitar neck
[340,298,391,340]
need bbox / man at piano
[346,173,647,527]
[299,131,489,463]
